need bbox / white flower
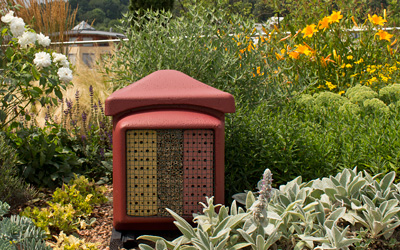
[57,67,73,83]
[37,33,51,47]
[52,52,69,67]
[33,52,51,68]
[9,17,25,37]
[18,31,37,48]
[1,10,15,23]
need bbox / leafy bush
[105,2,298,106]
[21,175,107,236]
[138,168,400,249]
[0,133,36,208]
[0,8,72,129]
[225,89,400,201]
[5,126,82,188]
[0,201,51,250]
[5,92,113,188]
[48,231,99,250]
[57,86,113,183]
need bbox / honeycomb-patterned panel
[126,130,158,216]
[156,130,183,216]
[183,130,214,215]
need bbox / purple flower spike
[82,111,87,123]
[66,99,73,110]
[89,85,94,97]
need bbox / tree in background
[174,0,257,20]
[129,0,174,14]
[68,0,129,31]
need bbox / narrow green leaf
[237,229,255,245]
[245,191,256,210]
[54,88,63,100]
[155,240,167,250]
[137,235,176,249]
[167,208,195,239]
[230,200,238,215]
[229,243,253,250]
[32,66,40,80]
[139,244,154,250]
[380,171,395,192]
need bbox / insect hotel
[105,70,235,246]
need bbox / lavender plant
[57,85,113,182]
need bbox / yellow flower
[339,91,345,95]
[379,74,390,82]
[347,55,353,60]
[375,30,393,42]
[326,81,337,90]
[328,11,343,23]
[302,24,318,38]
[320,54,334,67]
[247,41,254,51]
[354,58,364,64]
[275,49,285,60]
[317,85,325,89]
[351,16,358,27]
[318,17,330,30]
[367,77,378,85]
[295,44,311,56]
[368,14,387,26]
[289,51,300,59]
[346,64,352,68]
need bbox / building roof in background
[67,21,126,39]
[72,21,96,31]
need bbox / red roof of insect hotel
[105,70,236,116]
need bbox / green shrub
[5,126,82,188]
[21,175,107,236]
[363,98,390,115]
[379,84,400,104]
[225,92,400,202]
[346,84,378,104]
[0,8,72,130]
[313,91,348,109]
[48,231,99,250]
[104,2,300,107]
[0,133,36,208]
[57,87,113,183]
[0,201,50,250]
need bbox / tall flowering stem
[250,168,273,224]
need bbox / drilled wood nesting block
[126,130,158,216]
[126,129,214,217]
[183,130,214,215]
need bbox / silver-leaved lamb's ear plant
[0,7,73,129]
[137,167,400,249]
